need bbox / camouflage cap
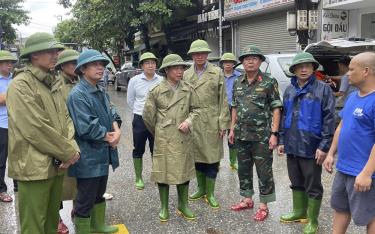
[239,45,265,62]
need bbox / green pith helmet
[158,54,188,74]
[0,50,17,62]
[139,52,157,66]
[187,39,212,55]
[55,49,80,70]
[239,45,265,62]
[74,49,109,75]
[289,52,319,74]
[20,32,64,59]
[220,52,237,64]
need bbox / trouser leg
[253,141,275,203]
[287,155,323,199]
[75,176,108,218]
[236,140,254,198]
[132,114,148,158]
[0,128,8,193]
[18,175,64,234]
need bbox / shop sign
[323,0,351,8]
[198,7,220,23]
[321,9,349,40]
[224,0,294,19]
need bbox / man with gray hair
[324,52,375,233]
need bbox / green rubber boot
[303,198,322,234]
[229,148,238,171]
[205,177,219,209]
[90,202,119,233]
[74,216,91,234]
[176,183,196,221]
[133,158,144,190]
[189,170,206,201]
[280,190,308,223]
[158,184,169,222]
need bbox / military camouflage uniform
[232,70,282,203]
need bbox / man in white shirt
[127,52,162,190]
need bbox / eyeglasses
[143,60,156,65]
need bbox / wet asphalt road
[0,85,365,234]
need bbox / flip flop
[253,207,269,221]
[0,192,13,202]
[230,199,254,211]
[57,218,69,234]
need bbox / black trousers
[287,155,323,199]
[195,162,220,179]
[0,128,17,193]
[75,176,108,218]
[158,181,190,187]
[132,114,154,158]
[0,128,8,193]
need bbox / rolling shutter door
[239,11,296,54]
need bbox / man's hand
[315,149,327,165]
[228,129,235,145]
[219,130,226,139]
[108,130,121,148]
[354,171,372,192]
[277,145,284,156]
[178,121,190,134]
[269,135,278,150]
[59,152,80,169]
[323,153,335,173]
[104,132,114,142]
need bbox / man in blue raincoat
[67,49,122,234]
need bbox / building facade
[224,0,297,56]
[321,0,375,39]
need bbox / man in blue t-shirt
[324,52,375,233]
[0,50,17,202]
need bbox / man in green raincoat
[183,39,231,209]
[143,54,199,222]
[53,48,80,234]
[6,32,80,234]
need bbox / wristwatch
[270,131,279,137]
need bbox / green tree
[54,19,80,44]
[0,0,29,43]
[58,0,193,52]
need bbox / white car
[235,53,296,96]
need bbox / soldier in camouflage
[228,45,282,221]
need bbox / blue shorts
[330,171,375,226]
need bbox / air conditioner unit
[309,10,319,30]
[297,10,308,30]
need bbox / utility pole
[218,0,223,57]
[0,21,4,50]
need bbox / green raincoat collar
[23,63,55,88]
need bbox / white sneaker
[103,193,113,200]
